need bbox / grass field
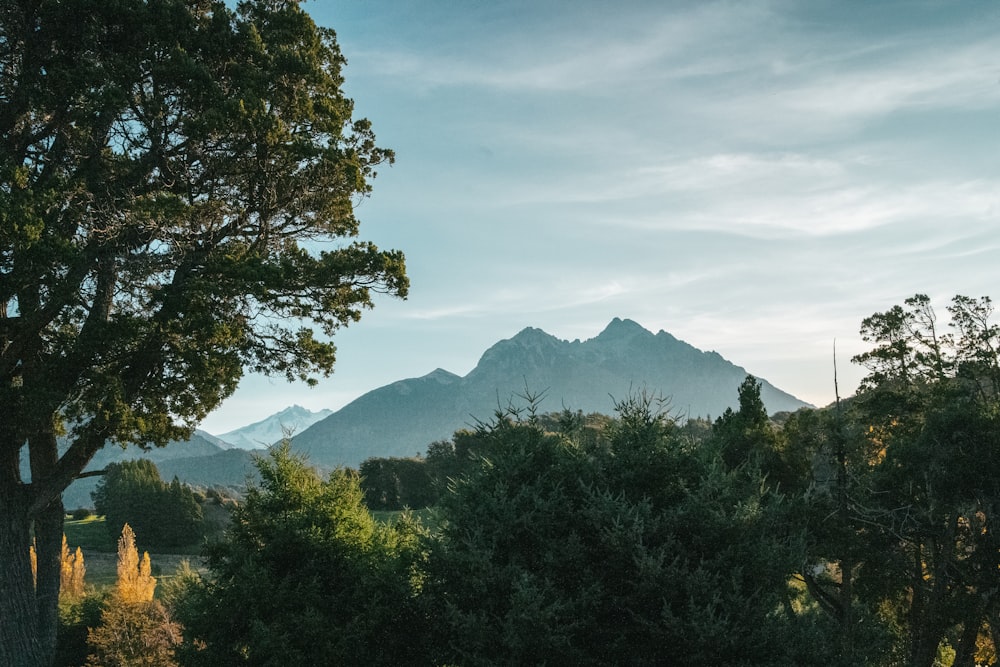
[63,515,115,553]
[63,515,208,589]
[63,506,439,591]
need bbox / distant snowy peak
[216,405,334,450]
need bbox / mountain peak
[510,326,559,344]
[596,318,652,340]
[290,319,812,468]
[217,405,334,449]
[423,368,460,383]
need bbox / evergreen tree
[176,443,431,665]
[428,397,801,666]
[93,460,205,548]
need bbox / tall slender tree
[0,1,405,663]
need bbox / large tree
[848,295,1000,667]
[794,295,1000,667]
[0,1,406,663]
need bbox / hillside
[290,318,811,468]
[58,432,257,509]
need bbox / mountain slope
[58,431,255,509]
[216,405,334,449]
[290,319,811,468]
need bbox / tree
[175,443,431,665]
[427,397,801,666]
[59,535,86,600]
[846,294,1000,667]
[0,1,405,662]
[85,523,180,666]
[712,375,808,494]
[359,455,436,510]
[92,459,204,548]
[114,523,156,604]
[792,295,1000,667]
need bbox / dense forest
[35,293,1000,666]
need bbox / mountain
[216,405,334,449]
[57,431,257,509]
[290,319,812,468]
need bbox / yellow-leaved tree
[86,524,179,667]
[30,535,85,598]
[114,524,155,604]
[60,535,86,599]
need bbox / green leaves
[1,0,405,467]
[179,443,430,665]
[1,4,406,657]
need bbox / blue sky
[202,0,1000,433]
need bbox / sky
[201,0,1000,434]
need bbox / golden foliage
[29,537,36,588]
[116,523,156,603]
[60,535,87,599]
[976,624,997,666]
[85,598,181,667]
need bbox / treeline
[358,411,615,511]
[91,460,206,549]
[49,294,1000,666]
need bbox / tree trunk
[952,597,988,667]
[29,429,64,667]
[0,481,45,667]
[32,497,63,667]
[907,542,938,667]
[839,555,855,658]
[0,425,67,667]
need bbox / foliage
[0,0,404,660]
[80,523,179,666]
[54,594,104,667]
[789,294,1000,667]
[93,459,205,549]
[711,375,811,495]
[359,411,615,512]
[71,508,94,521]
[175,442,431,665]
[426,396,801,666]
[85,598,181,667]
[359,455,436,511]
[59,534,86,600]
[115,523,156,604]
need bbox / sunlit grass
[63,515,116,553]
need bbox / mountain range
[287,318,811,468]
[54,318,812,507]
